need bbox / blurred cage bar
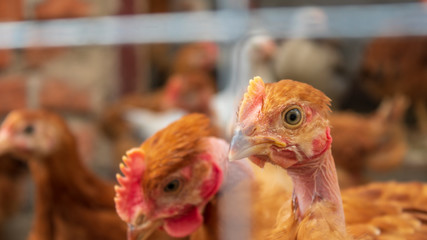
[0,2,426,92]
[1,3,426,48]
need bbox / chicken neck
[27,142,115,238]
[286,148,345,230]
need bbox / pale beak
[127,218,163,240]
[0,129,12,155]
[228,129,286,161]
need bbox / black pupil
[164,179,179,193]
[289,113,297,121]
[286,109,301,124]
[23,125,34,135]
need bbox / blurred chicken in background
[101,42,219,167]
[274,7,352,108]
[275,39,349,107]
[172,42,219,76]
[0,110,127,240]
[212,33,277,139]
[150,42,218,89]
[101,69,217,165]
[0,155,28,238]
[331,96,409,188]
[360,36,427,132]
[241,34,277,84]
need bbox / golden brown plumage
[267,181,427,240]
[0,109,127,240]
[331,96,408,188]
[141,113,212,192]
[343,182,427,238]
[0,154,28,230]
[115,113,287,239]
[229,77,427,240]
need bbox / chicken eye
[282,107,303,128]
[163,179,181,193]
[23,124,34,135]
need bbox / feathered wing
[266,182,427,240]
[344,182,427,240]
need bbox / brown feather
[141,113,213,192]
[263,79,331,118]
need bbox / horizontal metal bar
[0,3,426,49]
[255,3,427,38]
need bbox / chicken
[212,33,277,138]
[0,109,127,240]
[172,42,218,76]
[229,77,427,239]
[102,70,216,139]
[274,39,349,107]
[331,96,408,188]
[360,36,427,131]
[237,34,277,85]
[114,113,288,240]
[150,42,218,89]
[274,7,353,108]
[101,70,216,167]
[0,154,28,229]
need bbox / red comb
[115,148,146,223]
[239,76,265,122]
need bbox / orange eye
[282,106,303,128]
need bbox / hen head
[173,42,218,73]
[115,113,227,239]
[0,109,72,160]
[164,71,215,115]
[229,77,331,169]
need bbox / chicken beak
[127,219,162,240]
[229,129,260,161]
[229,129,286,161]
[0,130,12,155]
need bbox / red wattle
[311,127,332,158]
[164,207,203,237]
[199,158,223,200]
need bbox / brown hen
[229,77,427,239]
[114,113,288,240]
[100,70,216,169]
[0,154,28,231]
[360,36,427,131]
[331,96,408,188]
[101,70,216,138]
[0,110,127,240]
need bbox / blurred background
[0,0,426,239]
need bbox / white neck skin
[286,148,345,230]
